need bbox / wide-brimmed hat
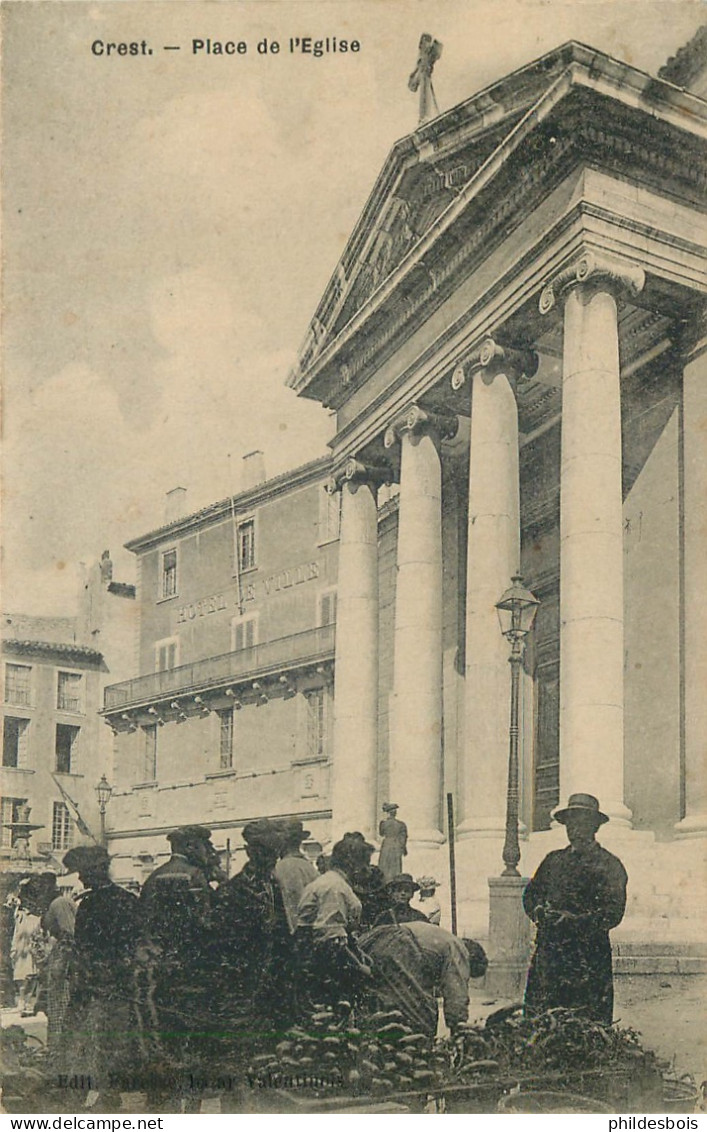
[63,845,109,873]
[167,824,212,844]
[382,802,399,813]
[275,818,311,841]
[417,876,441,889]
[242,819,282,849]
[553,793,608,826]
[386,873,419,893]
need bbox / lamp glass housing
[496,574,540,640]
[96,774,113,808]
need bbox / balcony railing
[103,624,336,712]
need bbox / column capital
[326,456,392,494]
[451,337,538,392]
[539,250,645,315]
[383,403,458,450]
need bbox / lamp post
[495,574,540,877]
[96,774,113,847]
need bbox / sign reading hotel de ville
[176,561,321,622]
[3,0,705,1119]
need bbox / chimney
[242,450,266,491]
[165,486,188,523]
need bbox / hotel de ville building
[104,37,706,974]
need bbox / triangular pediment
[290,43,581,380]
[288,40,707,400]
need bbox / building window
[218,708,234,769]
[318,487,341,544]
[52,802,73,851]
[155,637,180,672]
[232,614,258,652]
[161,548,178,599]
[306,688,327,760]
[3,716,29,768]
[143,725,157,781]
[319,588,337,627]
[4,664,32,707]
[237,519,256,572]
[55,724,79,774]
[57,671,83,713]
[1,797,26,850]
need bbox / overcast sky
[2,0,704,615]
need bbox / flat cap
[167,825,213,843]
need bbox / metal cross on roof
[408,33,443,125]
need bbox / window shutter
[320,590,337,626]
[233,617,256,651]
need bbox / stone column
[329,459,384,841]
[675,328,707,838]
[540,250,644,825]
[384,404,457,849]
[453,339,534,839]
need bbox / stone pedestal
[485,875,532,1000]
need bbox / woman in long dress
[11,900,40,1015]
[378,803,408,882]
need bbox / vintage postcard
[1,0,705,1117]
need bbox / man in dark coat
[61,846,141,1107]
[136,825,217,1086]
[373,874,429,927]
[211,818,293,1049]
[522,793,627,1026]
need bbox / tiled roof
[2,639,103,662]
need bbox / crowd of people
[2,809,485,1110]
[2,791,626,1112]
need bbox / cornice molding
[291,69,706,405]
[538,249,646,314]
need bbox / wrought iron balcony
[103,624,336,715]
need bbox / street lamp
[96,774,113,847]
[496,574,540,877]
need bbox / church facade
[287,41,706,946]
[104,40,706,959]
